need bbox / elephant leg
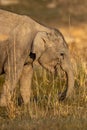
[0,80,11,106]
[19,64,33,106]
[0,62,24,107]
[0,78,18,107]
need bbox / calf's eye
[60,53,64,56]
[60,53,64,59]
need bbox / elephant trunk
[59,58,74,101]
[65,68,74,98]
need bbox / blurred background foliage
[0,0,87,26]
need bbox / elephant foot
[0,95,7,107]
[58,91,66,101]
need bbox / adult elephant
[0,9,74,107]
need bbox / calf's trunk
[59,58,74,101]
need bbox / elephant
[0,9,74,107]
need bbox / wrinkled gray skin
[0,10,74,107]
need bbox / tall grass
[0,53,87,120]
[13,52,86,119]
[27,57,87,119]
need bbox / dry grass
[0,54,87,129]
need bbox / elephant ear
[31,32,50,60]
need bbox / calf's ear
[31,32,49,60]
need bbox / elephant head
[31,29,74,101]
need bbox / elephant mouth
[48,65,57,74]
[39,61,58,74]
[38,57,61,74]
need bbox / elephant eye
[60,53,64,56]
[60,53,64,59]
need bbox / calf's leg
[19,64,33,106]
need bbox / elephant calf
[0,9,74,107]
